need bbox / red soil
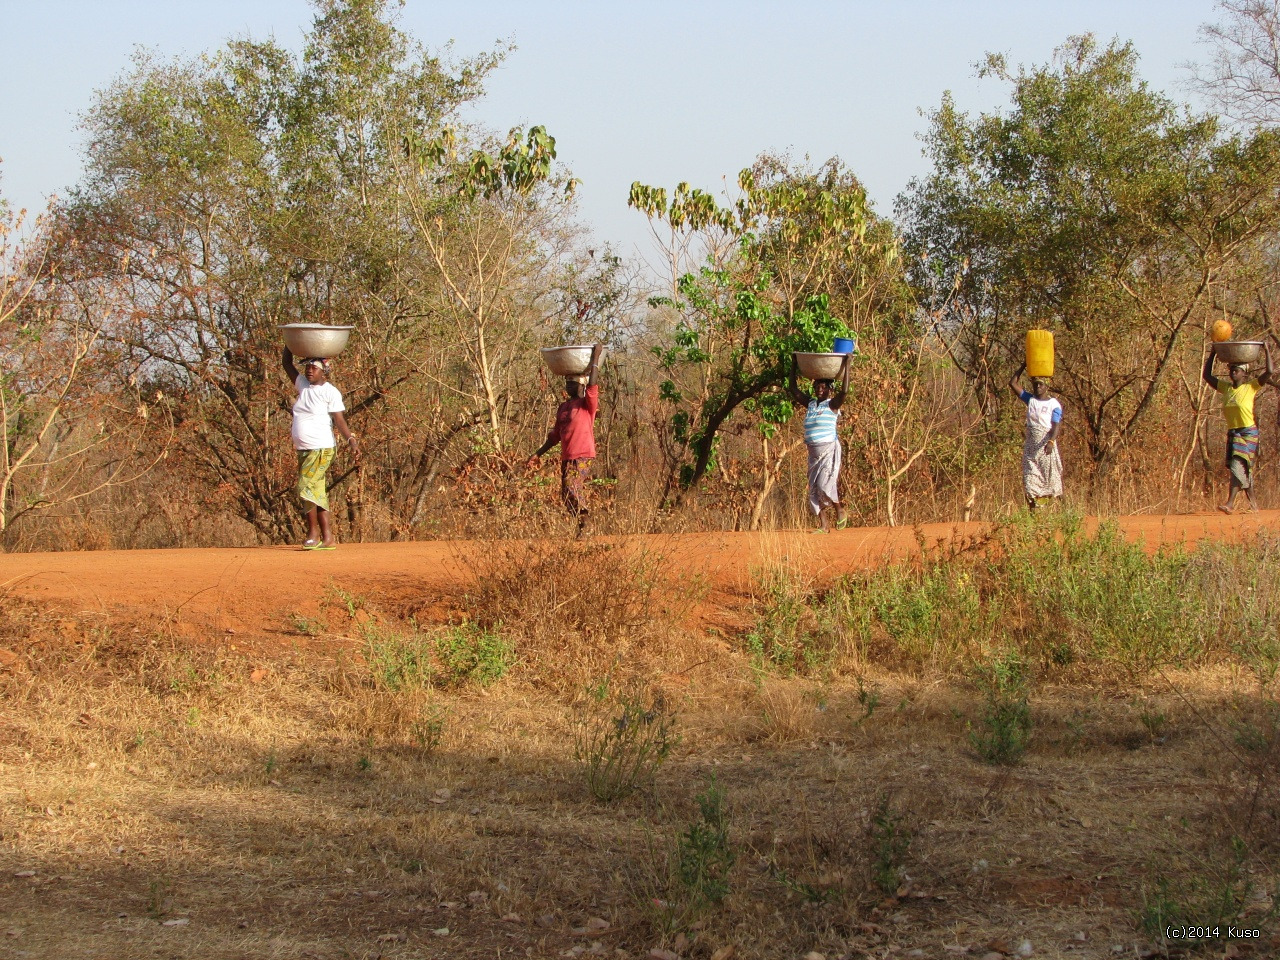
[2,511,1277,650]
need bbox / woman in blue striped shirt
[788,354,851,532]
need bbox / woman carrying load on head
[1009,366,1063,511]
[788,353,851,533]
[529,343,604,534]
[282,347,361,549]
[1202,342,1273,514]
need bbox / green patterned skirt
[297,448,334,510]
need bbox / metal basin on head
[540,345,597,377]
[794,352,847,381]
[1214,341,1263,365]
[279,324,354,359]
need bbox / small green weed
[869,795,912,895]
[326,585,365,619]
[1139,702,1168,743]
[765,859,834,903]
[1140,837,1262,947]
[968,648,1032,765]
[855,675,881,724]
[677,777,736,909]
[432,622,512,687]
[147,878,171,919]
[409,703,448,754]
[287,613,326,636]
[574,679,678,802]
[364,621,511,691]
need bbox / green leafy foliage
[574,681,679,803]
[431,623,513,687]
[899,35,1280,474]
[743,564,844,676]
[632,155,909,494]
[60,0,581,541]
[968,648,1033,765]
[364,621,511,691]
[676,778,736,908]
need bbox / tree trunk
[750,436,800,530]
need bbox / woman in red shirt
[530,344,604,531]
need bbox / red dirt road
[3,511,1279,645]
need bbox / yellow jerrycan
[1025,329,1054,378]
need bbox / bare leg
[1220,479,1239,514]
[318,508,334,546]
[305,504,321,543]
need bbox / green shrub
[866,562,985,668]
[364,621,512,691]
[743,566,842,675]
[742,518,1280,682]
[869,795,912,894]
[677,777,736,907]
[364,628,435,691]
[968,648,1032,765]
[432,623,512,688]
[574,681,678,802]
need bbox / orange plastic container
[1025,329,1054,378]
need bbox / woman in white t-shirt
[282,348,361,549]
[1009,366,1063,510]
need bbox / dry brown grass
[452,535,707,696]
[2,587,1279,959]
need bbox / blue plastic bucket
[832,336,857,355]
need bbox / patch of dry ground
[0,515,1278,959]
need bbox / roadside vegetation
[2,517,1279,957]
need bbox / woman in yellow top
[1202,343,1274,513]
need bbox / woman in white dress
[282,348,361,549]
[1009,366,1063,510]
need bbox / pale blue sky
[1,1,1220,262]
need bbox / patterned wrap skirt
[1227,426,1260,488]
[1022,423,1063,500]
[806,440,842,515]
[560,457,593,516]
[297,448,334,510]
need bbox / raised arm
[1202,350,1220,390]
[282,346,300,382]
[587,343,604,388]
[829,354,852,412]
[1008,364,1026,401]
[786,355,809,407]
[1259,342,1274,387]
